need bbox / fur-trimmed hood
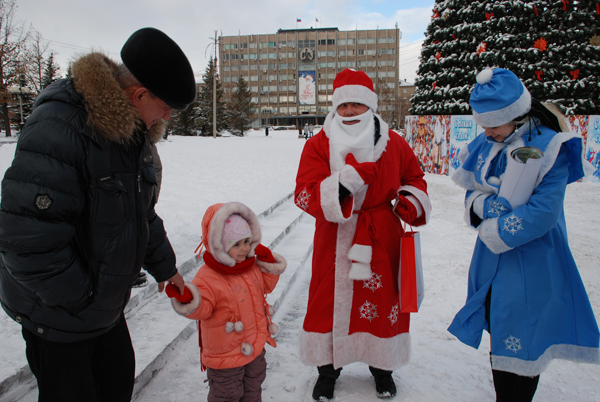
[71,52,165,144]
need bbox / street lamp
[8,74,31,134]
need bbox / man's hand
[394,195,418,223]
[158,271,184,294]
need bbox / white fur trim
[171,282,202,316]
[320,172,353,223]
[348,244,372,264]
[298,328,411,370]
[465,190,488,224]
[478,218,512,254]
[207,202,262,267]
[348,262,372,280]
[256,251,287,275]
[332,84,378,112]
[492,344,600,377]
[398,185,431,225]
[340,164,367,194]
[473,85,531,128]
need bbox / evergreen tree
[411,0,600,116]
[168,90,201,136]
[41,52,61,89]
[226,76,254,136]
[197,57,227,136]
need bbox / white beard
[329,110,375,172]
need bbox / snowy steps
[0,193,315,402]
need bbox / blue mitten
[483,195,511,219]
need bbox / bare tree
[0,0,31,137]
[25,30,50,93]
[375,83,399,130]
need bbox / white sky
[13,0,433,83]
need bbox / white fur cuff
[257,251,287,275]
[171,282,202,316]
[349,262,372,280]
[348,244,372,264]
[340,164,366,194]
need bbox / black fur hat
[121,28,196,110]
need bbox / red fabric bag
[398,226,424,313]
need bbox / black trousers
[22,314,135,402]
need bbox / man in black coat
[0,28,195,401]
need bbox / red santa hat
[332,68,378,112]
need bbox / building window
[367,38,376,44]
[260,42,267,49]
[278,41,287,48]
[251,97,258,103]
[378,48,396,55]
[388,36,396,42]
[280,107,288,114]
[378,37,387,43]
[241,65,249,71]
[250,64,257,70]
[279,63,287,70]
[347,60,356,68]
[358,38,367,44]
[318,50,327,58]
[289,107,297,113]
[288,41,296,47]
[269,41,277,47]
[269,85,277,92]
[318,39,334,46]
[249,53,257,60]
[337,61,346,69]
[367,71,376,78]
[338,39,346,46]
[358,49,365,55]
[240,43,248,49]
[268,53,276,59]
[269,74,277,81]
[259,53,268,59]
[347,38,355,45]
[231,65,239,71]
[367,49,376,56]
[249,42,257,49]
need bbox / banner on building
[449,116,478,175]
[298,71,316,105]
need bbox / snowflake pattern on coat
[504,335,523,353]
[388,304,399,325]
[363,272,383,292]
[477,154,485,171]
[295,188,310,211]
[502,213,524,235]
[359,301,378,321]
[488,199,508,216]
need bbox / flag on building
[297,18,301,22]
[316,17,319,23]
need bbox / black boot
[312,364,342,401]
[492,369,540,402]
[369,366,397,399]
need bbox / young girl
[167,202,286,401]
[449,67,599,401]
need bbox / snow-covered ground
[1,130,599,401]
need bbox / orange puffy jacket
[172,202,286,370]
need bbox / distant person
[449,67,599,401]
[0,28,195,401]
[265,125,269,136]
[294,68,430,401]
[304,122,309,139]
[309,123,314,138]
[167,202,287,402]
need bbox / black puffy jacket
[0,53,176,342]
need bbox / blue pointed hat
[469,68,531,127]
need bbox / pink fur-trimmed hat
[332,68,378,112]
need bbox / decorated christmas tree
[411,0,600,116]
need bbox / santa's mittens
[169,282,202,316]
[255,244,276,263]
[343,153,378,187]
[394,195,418,224]
[166,283,193,303]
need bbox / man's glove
[345,153,378,185]
[483,195,512,219]
[394,195,418,223]
[166,283,193,303]
[340,153,379,194]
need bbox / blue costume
[449,120,600,376]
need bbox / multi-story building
[218,26,400,129]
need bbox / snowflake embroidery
[502,213,524,235]
[388,304,399,325]
[295,188,310,211]
[488,199,508,216]
[476,154,485,171]
[504,335,523,353]
[363,273,383,292]
[359,301,378,321]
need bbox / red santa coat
[294,116,430,370]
